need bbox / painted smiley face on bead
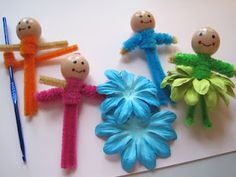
[61,53,89,80]
[16,17,42,40]
[130,10,156,32]
[191,27,220,55]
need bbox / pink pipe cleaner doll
[36,53,104,169]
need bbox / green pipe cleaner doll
[161,27,236,128]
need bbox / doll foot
[203,119,212,128]
[184,117,194,126]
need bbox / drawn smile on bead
[199,41,214,47]
[140,20,152,24]
[72,68,85,73]
[19,27,26,31]
[202,43,212,47]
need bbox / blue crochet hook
[2,17,26,163]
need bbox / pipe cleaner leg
[61,104,78,169]
[200,96,212,128]
[144,48,172,105]
[184,105,196,126]
[24,57,38,116]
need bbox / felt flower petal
[133,76,150,90]
[114,100,133,124]
[172,78,192,87]
[223,77,235,87]
[135,87,157,96]
[144,133,171,158]
[96,110,177,172]
[205,88,218,108]
[175,65,192,76]
[103,132,132,154]
[209,77,227,93]
[161,74,179,88]
[170,83,189,101]
[95,122,121,137]
[226,86,236,98]
[100,96,123,113]
[105,70,126,89]
[213,74,235,87]
[97,81,123,95]
[121,141,137,172]
[161,77,171,88]
[136,139,156,170]
[163,65,235,110]
[151,110,177,125]
[99,70,158,124]
[132,98,151,120]
[121,70,135,88]
[134,76,157,95]
[193,79,210,95]
[101,113,116,122]
[219,91,230,105]
[148,125,177,141]
[184,87,199,106]
[136,92,160,107]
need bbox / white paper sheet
[0,0,236,177]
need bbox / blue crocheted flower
[95,110,177,172]
[97,70,160,124]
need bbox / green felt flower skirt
[161,66,236,108]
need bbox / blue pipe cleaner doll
[121,10,177,105]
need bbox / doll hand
[169,55,176,63]
[120,48,128,55]
[3,52,16,68]
[172,36,178,44]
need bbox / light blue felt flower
[95,110,177,172]
[97,70,160,124]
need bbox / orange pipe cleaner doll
[1,17,78,117]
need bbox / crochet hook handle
[3,17,26,163]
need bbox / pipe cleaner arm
[155,33,174,45]
[39,75,66,88]
[121,33,142,54]
[81,84,105,100]
[210,57,235,77]
[36,88,64,102]
[35,44,78,63]
[0,41,68,52]
[170,53,199,67]
[3,52,24,69]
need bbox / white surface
[0,0,236,177]
[128,152,236,177]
